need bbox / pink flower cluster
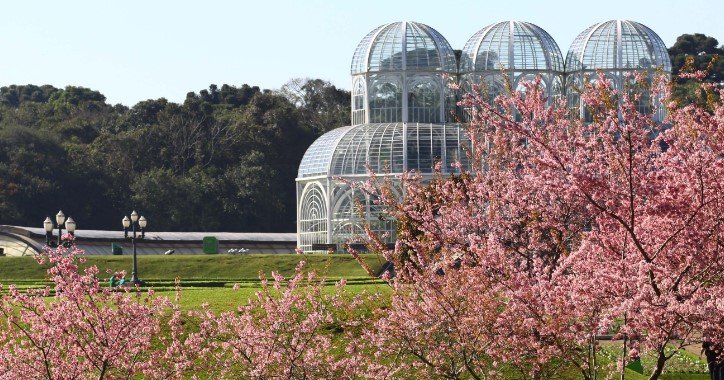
[0,244,169,379]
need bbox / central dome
[351,21,458,74]
[459,21,565,104]
[461,21,564,73]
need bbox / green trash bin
[203,236,218,254]
[626,358,643,374]
[111,243,123,255]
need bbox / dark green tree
[668,33,723,107]
[0,79,342,232]
[0,125,67,222]
[0,84,58,107]
[279,78,350,134]
[669,33,724,80]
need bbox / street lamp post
[122,210,147,285]
[43,210,77,247]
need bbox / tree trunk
[704,342,724,380]
[621,333,628,380]
[648,350,667,380]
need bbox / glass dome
[351,21,458,74]
[461,21,564,73]
[297,123,470,179]
[350,22,459,125]
[565,20,672,72]
[565,20,672,122]
[460,21,565,104]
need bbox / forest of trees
[0,34,720,232]
[0,79,349,231]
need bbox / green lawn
[0,253,390,313]
[0,253,387,281]
[159,283,391,313]
[599,343,710,379]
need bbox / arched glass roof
[460,21,564,73]
[297,126,354,178]
[298,123,470,178]
[351,21,458,75]
[565,20,672,72]
[330,123,405,175]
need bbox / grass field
[161,283,391,313]
[0,253,390,313]
[0,253,388,281]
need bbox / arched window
[331,186,400,245]
[332,187,366,243]
[514,74,542,96]
[369,75,402,123]
[408,76,441,123]
[299,183,327,249]
[352,78,366,125]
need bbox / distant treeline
[0,79,349,232]
[0,33,720,232]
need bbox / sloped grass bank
[0,254,390,313]
[0,253,386,281]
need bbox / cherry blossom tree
[358,72,723,379]
[0,239,171,379]
[184,262,366,379]
[0,69,720,380]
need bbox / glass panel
[298,126,353,178]
[352,77,365,125]
[408,75,441,123]
[445,75,459,123]
[551,75,564,102]
[368,24,404,72]
[330,123,406,176]
[369,74,402,123]
[351,24,387,74]
[406,22,441,70]
[566,75,582,117]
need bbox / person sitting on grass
[109,272,128,287]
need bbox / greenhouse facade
[296,20,672,251]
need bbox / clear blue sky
[1,0,721,106]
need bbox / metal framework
[296,19,673,251]
[296,122,470,250]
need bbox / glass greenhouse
[296,20,672,251]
